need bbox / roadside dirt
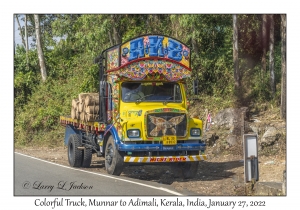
[14,143,286,196]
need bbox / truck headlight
[190,128,201,136]
[127,129,140,138]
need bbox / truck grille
[146,113,187,137]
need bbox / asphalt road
[14,152,182,196]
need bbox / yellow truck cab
[60,34,206,178]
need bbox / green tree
[34,14,47,82]
[171,14,233,97]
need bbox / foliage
[14,46,39,110]
[171,15,234,96]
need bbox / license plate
[162,136,177,145]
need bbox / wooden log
[86,113,99,122]
[78,93,89,103]
[78,102,85,112]
[75,111,80,120]
[85,94,99,106]
[72,99,79,109]
[75,102,79,113]
[85,105,100,114]
[71,107,76,119]
[80,112,86,121]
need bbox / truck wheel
[68,134,83,167]
[182,162,199,179]
[82,148,92,168]
[105,136,124,176]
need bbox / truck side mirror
[193,80,199,95]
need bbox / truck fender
[103,125,121,148]
[64,125,80,146]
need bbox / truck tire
[68,134,83,167]
[182,162,199,179]
[105,135,124,176]
[81,148,92,168]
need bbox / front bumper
[117,142,206,152]
[124,155,207,163]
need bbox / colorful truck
[60,34,207,178]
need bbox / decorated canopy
[104,35,192,81]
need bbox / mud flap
[64,125,80,146]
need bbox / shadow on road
[120,160,244,185]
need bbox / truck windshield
[121,82,182,103]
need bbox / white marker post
[243,134,259,182]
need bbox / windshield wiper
[136,94,154,104]
[163,96,174,105]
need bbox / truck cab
[61,34,206,178]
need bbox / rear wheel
[82,147,92,168]
[68,134,83,167]
[105,136,124,175]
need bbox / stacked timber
[71,99,79,119]
[70,93,100,122]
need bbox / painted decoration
[104,35,191,81]
[121,35,190,69]
[144,108,188,140]
[114,59,191,81]
[106,47,119,71]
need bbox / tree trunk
[192,39,199,56]
[269,14,275,97]
[280,14,286,120]
[108,30,114,46]
[111,15,121,44]
[233,15,240,88]
[34,14,47,82]
[25,14,29,69]
[15,15,26,47]
[261,14,267,76]
[113,26,121,44]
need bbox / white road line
[15,152,182,196]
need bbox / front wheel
[68,134,83,167]
[105,136,124,176]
